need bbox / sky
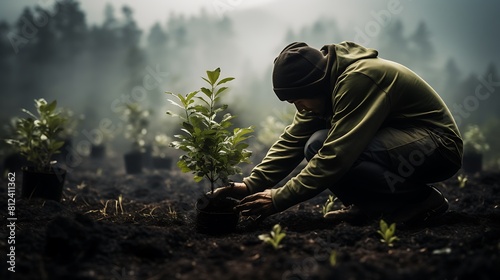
[1,0,499,75]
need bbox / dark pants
[304,127,461,210]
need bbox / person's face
[287,97,328,115]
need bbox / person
[217,41,463,224]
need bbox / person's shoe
[390,185,449,225]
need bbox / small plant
[258,224,286,249]
[377,219,399,246]
[322,194,337,216]
[329,250,337,266]
[5,99,68,172]
[166,68,253,193]
[463,124,489,154]
[152,133,171,158]
[58,108,84,140]
[457,173,468,188]
[121,102,151,152]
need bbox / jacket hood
[272,41,378,101]
[321,41,379,86]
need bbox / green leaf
[45,100,57,113]
[200,87,212,99]
[215,86,228,96]
[206,68,221,85]
[216,77,234,86]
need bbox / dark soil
[1,156,499,280]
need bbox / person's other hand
[234,189,278,222]
[208,182,249,200]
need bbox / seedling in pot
[5,99,68,173]
[258,224,286,250]
[120,102,152,174]
[462,124,489,173]
[5,99,69,201]
[377,219,399,247]
[152,134,173,169]
[121,102,151,153]
[166,67,254,234]
[166,67,253,192]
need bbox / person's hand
[208,182,250,200]
[234,189,278,222]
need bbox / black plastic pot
[124,151,143,174]
[152,157,172,170]
[142,145,153,169]
[463,152,483,173]
[22,166,66,202]
[195,195,240,235]
[90,145,106,159]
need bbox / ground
[1,155,499,280]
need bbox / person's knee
[304,129,329,161]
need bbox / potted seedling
[89,126,115,159]
[121,103,151,174]
[462,124,489,173]
[152,133,172,169]
[166,68,253,234]
[5,99,68,201]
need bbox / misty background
[1,0,499,168]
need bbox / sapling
[166,68,253,193]
[58,108,84,140]
[377,219,399,246]
[322,194,337,216]
[5,99,68,173]
[122,102,151,153]
[457,174,468,188]
[258,224,286,249]
[463,124,489,154]
[152,133,171,158]
[329,250,337,266]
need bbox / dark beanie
[272,42,329,101]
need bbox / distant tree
[52,0,87,57]
[120,5,142,48]
[148,22,168,47]
[480,63,499,121]
[0,21,11,61]
[454,73,480,128]
[377,19,410,65]
[284,18,342,48]
[438,58,462,103]
[409,21,435,66]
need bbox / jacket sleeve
[271,72,392,211]
[243,111,326,194]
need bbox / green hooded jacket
[243,42,463,212]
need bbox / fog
[1,0,499,166]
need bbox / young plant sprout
[166,68,253,193]
[322,194,337,216]
[122,102,151,152]
[457,174,468,188]
[377,219,399,246]
[58,107,84,140]
[329,250,337,267]
[152,133,171,158]
[258,224,286,250]
[5,99,68,172]
[463,124,489,154]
